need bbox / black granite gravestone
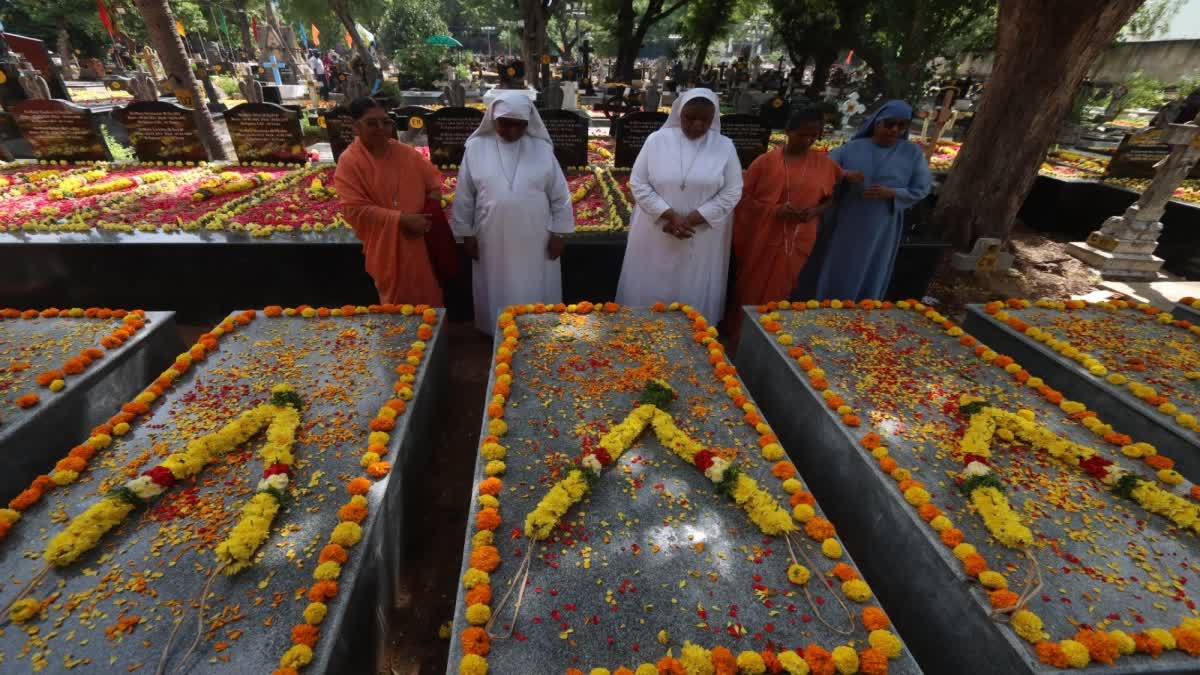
[11,98,110,162]
[539,108,588,169]
[613,110,667,168]
[720,113,771,169]
[1104,127,1200,180]
[225,102,307,164]
[426,106,483,167]
[392,105,432,132]
[0,112,33,160]
[113,101,209,163]
[759,95,791,130]
[321,106,357,161]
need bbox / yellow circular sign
[109,80,122,90]
[256,66,265,74]
[317,115,327,129]
[506,67,516,77]
[410,117,424,129]
[771,98,784,109]
[541,54,550,65]
[0,71,8,85]
[214,64,223,73]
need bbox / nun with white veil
[615,88,743,322]
[452,90,576,334]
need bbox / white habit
[615,88,743,322]
[452,91,575,334]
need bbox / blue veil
[852,99,914,140]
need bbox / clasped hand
[660,210,699,239]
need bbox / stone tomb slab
[225,102,307,164]
[735,302,1200,674]
[447,307,920,675]
[539,108,589,169]
[721,113,771,169]
[426,106,484,168]
[613,110,667,168]
[11,98,110,162]
[0,310,179,501]
[963,300,1200,480]
[0,308,446,674]
[113,100,209,163]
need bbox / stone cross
[141,46,160,81]
[449,81,466,107]
[260,55,284,86]
[1068,111,1200,279]
[560,81,579,110]
[17,60,50,100]
[544,82,564,110]
[239,74,265,103]
[129,71,158,102]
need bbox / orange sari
[334,138,444,306]
[728,148,842,335]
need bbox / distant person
[809,100,933,301]
[307,50,327,98]
[334,97,445,306]
[616,88,743,321]
[451,91,575,334]
[728,107,841,337]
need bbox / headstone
[759,95,790,130]
[261,84,283,105]
[224,101,307,164]
[113,100,208,162]
[0,112,34,160]
[239,75,264,104]
[393,104,432,131]
[450,81,466,107]
[538,108,588,169]
[719,113,771,169]
[544,82,564,111]
[560,81,579,110]
[320,106,356,161]
[613,110,668,168]
[733,88,756,115]
[426,106,484,167]
[643,83,661,112]
[950,237,1014,273]
[0,62,29,108]
[11,98,110,161]
[3,32,69,99]
[1104,127,1200,180]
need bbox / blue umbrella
[425,34,462,48]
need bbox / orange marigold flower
[757,434,778,448]
[989,589,1019,609]
[824,395,844,409]
[272,669,299,675]
[760,648,781,673]
[478,477,503,495]
[843,414,861,426]
[36,370,64,386]
[771,461,797,479]
[1173,628,1200,656]
[862,607,890,631]
[859,648,889,675]
[264,306,284,317]
[369,417,396,432]
[337,502,369,523]
[804,517,836,542]
[367,442,388,456]
[291,624,319,647]
[55,456,87,472]
[959,335,977,347]
[603,302,620,313]
[469,546,501,572]
[492,382,510,397]
[74,441,100,458]
[307,580,338,602]
[386,399,408,413]
[963,553,988,577]
[460,627,491,656]
[898,479,923,493]
[347,477,372,495]
[367,461,391,478]
[790,491,815,507]
[651,302,666,312]
[655,656,685,675]
[31,475,54,492]
[711,646,737,675]
[318,544,349,564]
[861,432,882,449]
[475,507,501,531]
[811,378,829,391]
[917,503,940,521]
[487,403,505,419]
[940,528,964,547]
[121,401,150,415]
[1076,629,1120,664]
[715,364,737,377]
[803,644,835,675]
[1145,454,1174,470]
[1133,632,1163,658]
[9,488,42,511]
[1035,642,1068,668]
[465,584,492,606]
[878,457,898,474]
[62,358,87,375]
[787,346,806,358]
[395,364,417,376]
[15,394,40,408]
[831,563,859,581]
[418,324,434,340]
[1190,485,1200,501]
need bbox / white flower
[704,457,730,483]
[1100,467,1128,486]
[266,473,289,491]
[962,461,991,478]
[126,475,166,500]
[580,454,603,473]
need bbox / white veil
[466,90,552,145]
[662,88,721,133]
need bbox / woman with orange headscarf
[727,107,842,337]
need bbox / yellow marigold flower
[1009,609,1045,643]
[485,460,506,476]
[929,515,952,532]
[736,651,767,674]
[314,561,342,581]
[777,650,808,674]
[792,504,815,522]
[304,602,328,625]
[481,443,506,461]
[787,564,810,585]
[781,478,802,494]
[49,379,65,392]
[462,569,489,588]
[842,579,872,602]
[821,538,842,559]
[891,467,911,482]
[871,447,889,459]
[831,645,858,674]
[0,509,20,525]
[9,598,41,624]
[1177,414,1197,427]
[331,522,362,547]
[52,470,80,486]
[761,443,785,461]
[835,405,851,415]
[459,653,488,675]
[301,308,317,318]
[1017,408,1036,420]
[360,452,381,468]
[112,422,131,436]
[478,494,499,509]
[472,530,494,548]
[635,665,657,675]
[590,669,610,675]
[1145,627,1176,650]
[488,419,508,436]
[978,571,1007,589]
[830,300,843,309]
[1060,639,1090,668]
[903,487,931,506]
[868,629,903,658]
[1158,469,1184,485]
[465,603,491,626]
[1109,629,1136,655]
[1159,402,1178,415]
[778,333,793,345]
[280,644,314,668]
[680,642,712,673]
[89,434,112,449]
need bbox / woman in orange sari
[728,108,842,338]
[334,97,445,306]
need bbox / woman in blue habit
[813,100,932,301]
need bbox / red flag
[97,0,115,38]
[252,18,259,42]
[845,50,854,65]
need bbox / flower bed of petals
[451,302,913,675]
[0,304,438,673]
[979,299,1200,439]
[756,299,1200,670]
[217,165,345,237]
[0,164,184,232]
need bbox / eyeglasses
[879,119,909,130]
[361,117,394,129]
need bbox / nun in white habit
[452,90,576,334]
[615,88,743,322]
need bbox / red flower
[592,447,613,466]
[263,463,291,478]
[694,450,716,472]
[1079,456,1114,480]
[143,465,177,487]
[962,454,990,466]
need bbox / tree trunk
[689,34,714,83]
[806,45,837,99]
[329,0,379,86]
[932,0,1142,249]
[519,0,549,89]
[234,0,256,61]
[132,0,228,160]
[613,0,638,82]
[56,17,76,80]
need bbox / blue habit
[813,106,933,301]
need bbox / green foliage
[213,74,240,99]
[379,0,450,57]
[959,400,987,417]
[101,123,134,162]
[0,0,106,56]
[395,45,452,88]
[107,486,146,507]
[1110,474,1140,500]
[270,389,304,409]
[1122,0,1186,40]
[1121,71,1168,112]
[639,379,677,409]
[960,471,1004,496]
[715,466,742,499]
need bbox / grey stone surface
[1173,302,1200,325]
[735,305,1200,674]
[447,309,921,675]
[0,310,446,674]
[0,312,181,501]
[962,303,1200,481]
